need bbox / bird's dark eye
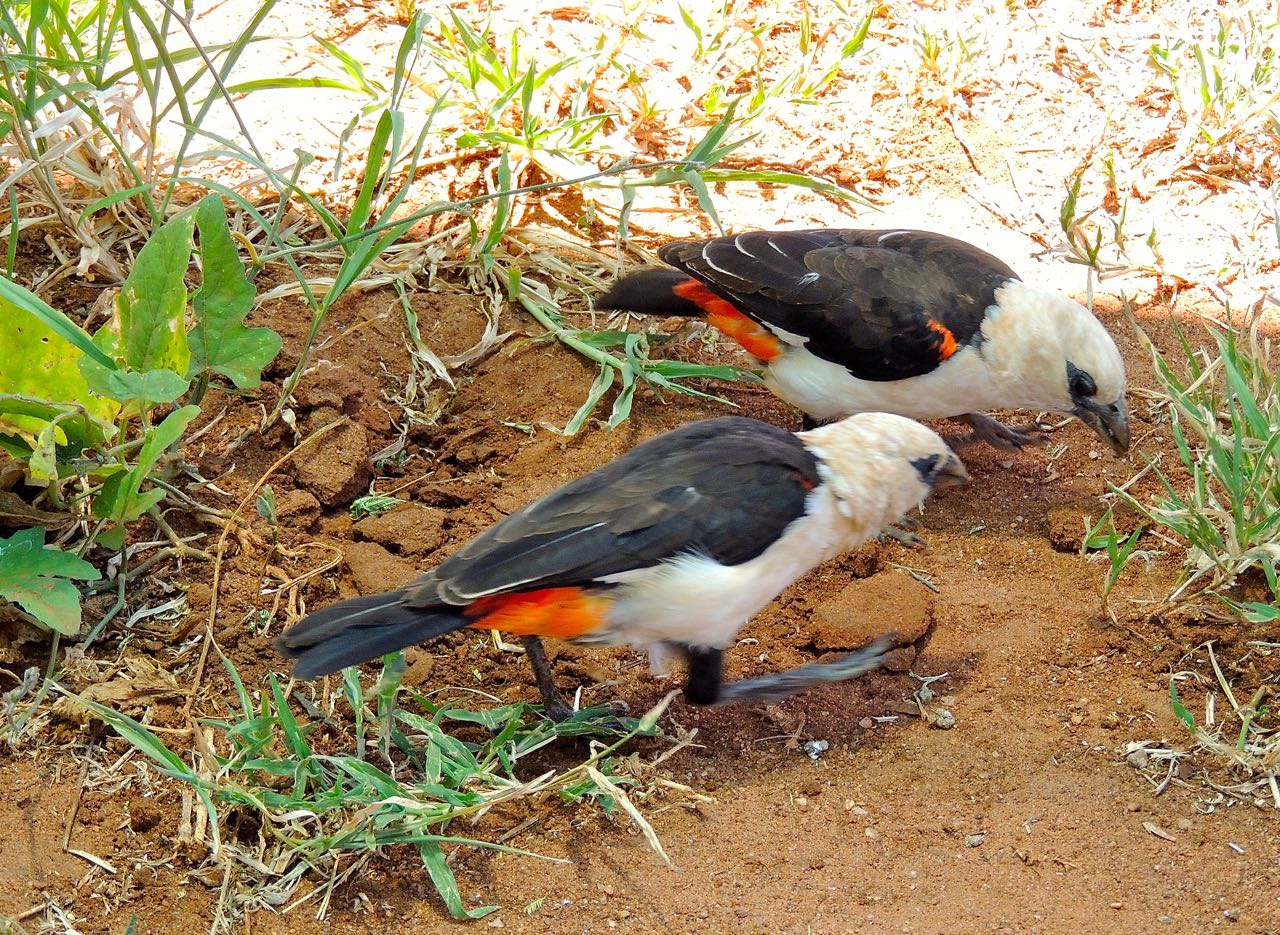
[1066,361,1096,399]
[911,454,940,481]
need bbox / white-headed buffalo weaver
[275,413,968,719]
[598,228,1130,455]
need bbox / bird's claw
[540,698,631,731]
[954,412,1048,453]
[879,523,927,549]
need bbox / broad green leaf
[79,360,190,405]
[0,290,120,446]
[188,195,281,388]
[0,526,101,634]
[100,210,194,376]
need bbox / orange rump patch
[927,320,958,360]
[464,588,610,640]
[672,279,783,362]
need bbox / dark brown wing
[404,417,819,608]
[658,229,1019,382]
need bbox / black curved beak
[1073,396,1130,454]
[933,452,970,489]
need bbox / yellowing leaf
[0,293,120,446]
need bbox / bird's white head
[985,281,1130,453]
[799,413,969,539]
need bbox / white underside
[765,342,1001,422]
[587,484,863,656]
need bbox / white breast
[591,485,860,653]
[763,339,1000,421]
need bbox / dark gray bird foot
[714,636,895,705]
[953,412,1048,452]
[879,522,927,549]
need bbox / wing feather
[659,229,1019,381]
[406,417,819,608]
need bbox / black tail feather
[274,590,468,679]
[597,268,703,317]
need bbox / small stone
[1158,915,1174,924]
[851,805,869,816]
[795,796,809,810]
[1126,749,1150,769]
[859,717,875,729]
[734,908,749,919]
[1109,902,1123,910]
[1176,818,1193,832]
[803,739,829,760]
[1223,908,1241,922]
[964,833,986,848]
[932,709,956,729]
[697,910,708,919]
[864,827,879,840]
[1125,802,1142,813]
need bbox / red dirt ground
[3,286,1278,934]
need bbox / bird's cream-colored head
[983,281,1130,453]
[799,413,968,540]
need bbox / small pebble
[1176,818,1193,832]
[795,795,809,810]
[1224,908,1241,922]
[1109,902,1123,910]
[1124,802,1142,813]
[734,908,749,919]
[918,685,935,702]
[865,826,879,840]
[932,709,956,729]
[964,833,986,848]
[803,739,829,760]
[1126,749,1150,769]
[859,717,874,729]
[1158,915,1174,924]
[697,910,708,919]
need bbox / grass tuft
[57,650,689,924]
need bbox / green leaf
[188,195,281,388]
[0,274,118,371]
[100,209,195,376]
[0,526,101,634]
[1169,680,1196,732]
[93,406,200,523]
[79,361,190,405]
[420,842,499,920]
[0,286,120,446]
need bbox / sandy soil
[2,0,1279,932]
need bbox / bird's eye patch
[911,454,940,481]
[1066,361,1097,398]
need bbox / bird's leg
[521,635,576,722]
[953,412,1048,452]
[682,646,724,705]
[714,636,894,705]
